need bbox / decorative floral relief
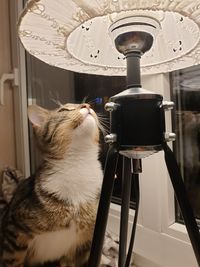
[28,2,45,15]
[73,8,90,23]
[19,30,65,51]
[27,2,80,37]
[29,50,65,57]
[18,30,32,38]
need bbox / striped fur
[0,103,103,267]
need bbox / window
[171,65,200,224]
[24,57,199,266]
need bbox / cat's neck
[37,139,103,206]
[45,140,99,169]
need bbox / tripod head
[105,16,175,159]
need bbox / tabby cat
[0,103,103,267]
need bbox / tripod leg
[125,172,140,267]
[88,144,119,267]
[163,143,200,266]
[118,156,132,267]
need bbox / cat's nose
[80,103,90,110]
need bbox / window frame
[9,0,30,177]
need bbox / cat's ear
[28,105,48,128]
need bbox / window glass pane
[26,55,136,206]
[171,65,200,223]
[26,55,75,174]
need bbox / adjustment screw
[165,132,176,142]
[105,102,119,112]
[105,134,117,144]
[162,101,175,110]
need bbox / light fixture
[18,0,200,76]
[18,1,200,267]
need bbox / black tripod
[88,17,200,267]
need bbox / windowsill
[169,222,187,234]
[108,203,198,267]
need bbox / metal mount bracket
[0,68,19,105]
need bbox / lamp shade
[18,0,200,76]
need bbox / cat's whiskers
[81,96,89,104]
[50,97,64,108]
[96,114,110,136]
[97,117,109,125]
[98,125,109,136]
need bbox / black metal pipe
[126,51,141,88]
[163,143,200,266]
[88,145,119,267]
[118,157,132,267]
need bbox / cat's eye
[58,107,75,112]
[58,108,67,112]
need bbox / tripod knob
[165,132,176,142]
[105,133,117,144]
[162,101,175,110]
[105,102,119,112]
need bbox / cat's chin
[83,113,95,122]
[73,113,98,138]
[80,113,97,129]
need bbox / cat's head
[28,103,100,159]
